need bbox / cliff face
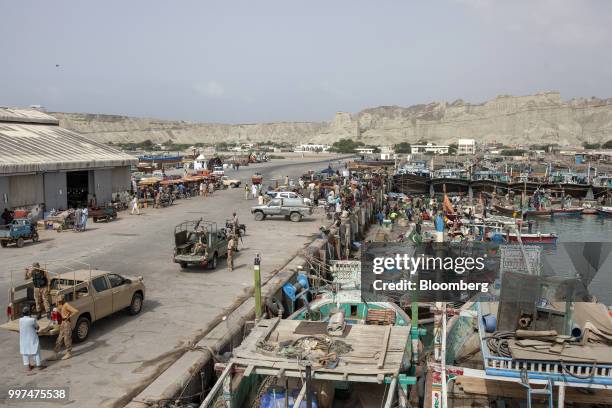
[50,92,612,146]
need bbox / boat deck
[229,318,411,383]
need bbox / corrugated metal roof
[0,122,138,175]
[0,107,59,125]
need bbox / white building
[380,146,396,160]
[294,143,331,152]
[355,147,375,155]
[410,143,449,155]
[457,139,476,155]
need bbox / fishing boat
[550,207,583,216]
[523,208,551,217]
[493,205,551,218]
[201,309,417,408]
[597,206,612,217]
[506,232,558,244]
[493,204,519,217]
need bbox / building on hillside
[410,143,449,155]
[379,146,396,160]
[294,144,331,152]
[355,147,375,155]
[0,108,137,217]
[457,139,476,155]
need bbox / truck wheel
[290,212,302,222]
[16,237,24,248]
[128,293,143,315]
[57,226,63,233]
[230,183,237,188]
[32,232,39,243]
[0,241,7,248]
[73,316,90,342]
[254,211,265,221]
[209,254,218,270]
[93,217,98,223]
[179,262,188,269]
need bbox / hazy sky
[2,0,612,123]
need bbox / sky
[2,0,612,124]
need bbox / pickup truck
[251,198,313,222]
[220,176,241,188]
[173,220,229,269]
[1,269,145,342]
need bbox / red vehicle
[251,173,263,185]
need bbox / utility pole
[254,254,262,321]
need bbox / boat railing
[476,302,612,385]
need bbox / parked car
[173,219,228,269]
[0,218,39,248]
[1,269,145,342]
[220,176,241,188]
[251,198,313,222]
[265,190,312,206]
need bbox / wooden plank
[293,381,307,407]
[200,362,233,408]
[454,377,612,405]
[243,365,254,377]
[378,325,392,368]
[384,375,398,408]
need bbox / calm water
[528,215,612,304]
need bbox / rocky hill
[51,92,612,146]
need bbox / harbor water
[528,215,612,304]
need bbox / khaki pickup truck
[1,269,145,342]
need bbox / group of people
[244,183,264,201]
[18,262,78,372]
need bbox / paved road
[0,156,346,407]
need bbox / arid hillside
[51,92,612,146]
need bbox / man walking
[51,297,78,360]
[130,195,140,215]
[244,184,250,200]
[227,235,234,272]
[25,263,50,318]
[81,207,88,230]
[19,307,46,371]
[251,183,258,199]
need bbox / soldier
[227,235,235,272]
[25,263,50,318]
[50,297,78,360]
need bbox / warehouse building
[0,108,137,217]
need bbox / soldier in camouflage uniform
[51,297,79,360]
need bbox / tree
[603,140,612,149]
[330,138,365,153]
[394,142,411,153]
[500,149,526,156]
[582,141,601,149]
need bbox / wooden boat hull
[551,208,583,216]
[508,233,557,244]
[597,208,612,217]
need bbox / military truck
[251,198,313,222]
[1,269,145,342]
[173,219,229,269]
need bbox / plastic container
[482,313,497,333]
